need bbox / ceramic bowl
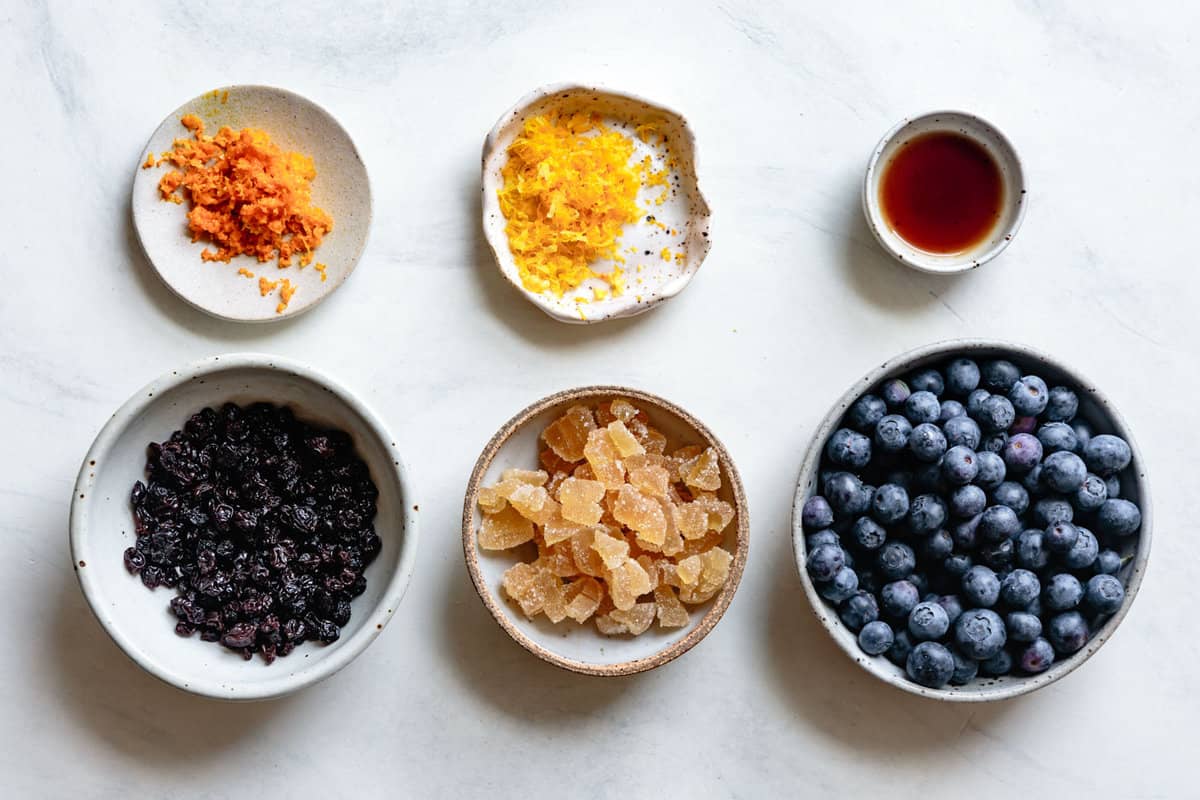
[463,386,748,675]
[862,111,1026,274]
[481,84,712,324]
[69,354,418,700]
[792,339,1151,702]
[132,85,372,322]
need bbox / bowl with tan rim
[462,386,748,675]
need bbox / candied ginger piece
[682,530,726,558]
[542,404,596,462]
[657,498,684,556]
[613,484,667,546]
[477,484,507,514]
[500,468,548,486]
[542,510,586,545]
[538,569,568,623]
[502,563,545,616]
[636,554,661,591]
[537,540,578,578]
[546,469,570,497]
[659,561,680,587]
[606,420,646,458]
[594,612,629,635]
[558,477,606,525]
[675,554,703,586]
[590,529,630,569]
[610,602,655,635]
[564,576,604,622]
[540,447,574,475]
[672,501,709,539]
[670,445,704,474]
[628,418,667,454]
[678,547,733,605]
[607,558,652,610]
[681,447,722,492]
[478,506,534,550]
[572,463,596,480]
[628,463,671,497]
[654,584,690,628]
[508,484,560,525]
[610,398,639,423]
[583,428,626,489]
[570,529,606,576]
[692,492,736,533]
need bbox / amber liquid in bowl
[879,131,1003,254]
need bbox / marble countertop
[3,2,1195,797]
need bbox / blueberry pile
[802,356,1141,689]
[125,403,382,663]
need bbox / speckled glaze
[862,111,1027,274]
[481,84,712,324]
[462,386,748,675]
[69,354,419,700]
[792,339,1151,702]
[131,86,372,322]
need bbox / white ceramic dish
[131,85,372,322]
[69,354,418,700]
[462,387,748,675]
[792,339,1151,702]
[862,111,1026,274]
[481,84,712,324]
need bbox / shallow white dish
[792,339,1151,702]
[481,84,712,324]
[131,85,372,322]
[862,111,1026,274]
[462,386,748,675]
[69,354,418,700]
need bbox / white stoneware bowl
[132,85,372,322]
[463,386,748,675]
[862,111,1026,274]
[481,84,712,324]
[69,354,418,700]
[792,339,1151,702]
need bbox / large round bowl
[791,339,1151,702]
[69,354,419,700]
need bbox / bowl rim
[791,338,1152,702]
[130,84,373,324]
[68,352,419,701]
[479,82,713,325]
[861,109,1028,275]
[461,385,749,676]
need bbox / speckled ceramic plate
[463,387,748,675]
[481,84,712,324]
[131,86,372,322]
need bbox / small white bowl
[792,339,1151,702]
[132,85,372,322]
[69,354,419,700]
[481,84,712,324]
[462,386,748,675]
[862,111,1027,274]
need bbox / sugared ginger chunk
[606,420,646,458]
[613,484,667,546]
[558,476,606,525]
[583,428,626,489]
[479,506,535,550]
[681,447,722,492]
[607,559,652,610]
[542,404,596,462]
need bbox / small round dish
[862,111,1026,274]
[792,339,1151,702]
[462,386,748,675]
[481,83,712,324]
[132,85,372,322]
[69,354,418,700]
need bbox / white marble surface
[2,2,1195,797]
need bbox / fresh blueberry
[1010,415,1038,435]
[1104,474,1121,499]
[1016,529,1050,570]
[1025,596,1042,617]
[981,360,1021,393]
[1084,574,1125,614]
[991,481,1030,515]
[1071,419,1094,451]
[978,395,1016,433]
[1002,433,1043,473]
[952,515,981,550]
[944,553,973,580]
[858,620,895,655]
[1045,386,1079,422]
[950,484,987,518]
[877,542,917,580]
[824,472,872,517]
[1019,638,1056,674]
[851,516,888,551]
[981,432,1009,454]
[909,423,948,462]
[806,543,846,582]
[1022,463,1044,495]
[974,451,1007,489]
[978,505,1021,543]
[939,400,966,422]
[923,529,954,561]
[1043,573,1084,611]
[886,629,915,667]
[1096,499,1141,537]
[1034,498,1074,527]
[954,608,1007,659]
[801,495,835,532]
[871,483,910,525]
[880,579,920,619]
[978,538,1015,572]
[880,378,911,409]
[826,428,872,469]
[905,391,942,425]
[949,648,979,685]
[907,642,955,688]
[1094,549,1123,576]
[1084,434,1132,476]
[979,649,1014,676]
[1006,611,1043,642]
[1000,569,1041,608]
[819,566,861,604]
[907,494,947,536]
[943,415,982,450]
[874,414,913,453]
[908,368,945,396]
[945,358,981,396]
[1009,375,1049,417]
[1073,474,1108,512]
[1063,527,1099,570]
[806,530,840,550]
[940,445,979,485]
[966,389,991,418]
[908,601,950,641]
[839,591,879,632]
[1042,451,1087,493]
[1047,611,1089,654]
[847,394,887,432]
[1037,422,1078,454]
[962,565,1001,607]
[1043,521,1080,554]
